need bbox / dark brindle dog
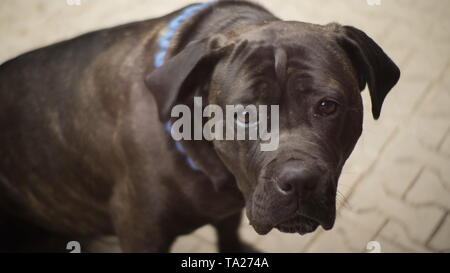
[0,0,399,252]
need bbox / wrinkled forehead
[227,21,349,67]
[230,21,327,41]
[216,21,358,100]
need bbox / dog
[0,0,400,252]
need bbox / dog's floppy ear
[145,35,229,122]
[332,24,400,119]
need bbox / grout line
[401,166,425,200]
[436,126,450,152]
[425,211,448,248]
[371,218,389,242]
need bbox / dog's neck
[154,2,215,171]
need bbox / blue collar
[154,2,214,171]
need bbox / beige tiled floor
[1,0,449,253]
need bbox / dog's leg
[109,182,175,253]
[213,211,259,253]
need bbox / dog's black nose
[275,162,322,196]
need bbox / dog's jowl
[0,0,400,252]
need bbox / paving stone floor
[1,0,449,252]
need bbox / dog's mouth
[249,212,321,235]
[245,173,337,236]
[275,214,320,235]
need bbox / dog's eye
[236,110,258,127]
[243,112,250,123]
[316,100,338,116]
[236,111,250,125]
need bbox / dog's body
[0,1,399,252]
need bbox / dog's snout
[268,160,336,232]
[275,162,322,196]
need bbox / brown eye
[244,112,250,123]
[236,110,258,127]
[317,100,338,116]
[238,111,250,124]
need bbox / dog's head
[146,21,400,235]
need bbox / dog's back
[0,10,173,249]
